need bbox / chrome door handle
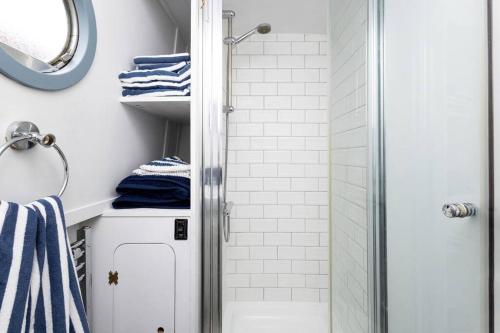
[442,203,477,218]
[223,201,233,242]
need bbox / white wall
[224,33,329,302]
[0,1,180,214]
[329,0,369,332]
[223,0,328,34]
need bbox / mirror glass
[0,0,71,69]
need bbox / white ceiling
[223,0,328,34]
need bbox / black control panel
[175,219,188,240]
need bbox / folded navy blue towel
[116,175,190,200]
[113,175,190,209]
[133,53,190,65]
[112,195,190,209]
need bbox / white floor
[222,302,329,333]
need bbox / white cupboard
[90,210,196,333]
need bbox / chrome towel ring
[0,121,69,197]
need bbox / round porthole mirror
[0,0,97,91]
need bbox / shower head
[256,23,271,34]
[224,23,272,46]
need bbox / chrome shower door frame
[366,0,387,331]
[200,0,224,332]
[367,0,494,332]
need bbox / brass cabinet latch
[108,271,118,285]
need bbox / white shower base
[222,302,329,333]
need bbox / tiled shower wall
[224,33,329,302]
[329,0,369,332]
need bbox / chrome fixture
[442,203,477,218]
[0,121,69,197]
[223,23,272,46]
[221,10,272,242]
[223,201,234,242]
[222,9,235,18]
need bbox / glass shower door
[381,0,490,332]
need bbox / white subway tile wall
[329,0,369,332]
[225,33,329,303]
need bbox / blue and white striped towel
[132,157,191,178]
[132,169,191,178]
[119,66,191,84]
[121,61,187,77]
[133,53,190,65]
[0,197,89,333]
[141,157,190,171]
[121,78,191,90]
[122,87,190,97]
[136,62,189,70]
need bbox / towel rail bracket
[0,121,69,197]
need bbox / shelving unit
[120,96,190,123]
[89,1,201,331]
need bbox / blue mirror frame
[0,0,97,91]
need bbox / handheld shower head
[224,23,272,45]
[256,23,271,34]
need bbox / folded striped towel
[119,66,191,84]
[132,157,191,178]
[121,78,191,90]
[141,156,190,171]
[136,62,189,70]
[132,169,191,178]
[0,197,89,333]
[121,61,187,76]
[122,87,190,97]
[133,53,190,65]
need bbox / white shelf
[102,208,191,218]
[120,96,190,123]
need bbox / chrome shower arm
[227,28,256,45]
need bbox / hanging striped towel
[0,197,89,333]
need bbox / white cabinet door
[113,243,176,333]
[91,216,194,333]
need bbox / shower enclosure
[201,0,492,332]
[203,1,331,332]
